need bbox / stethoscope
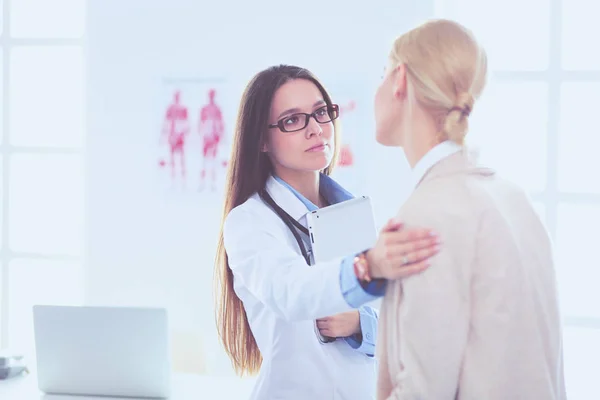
[259,188,336,344]
[259,188,311,265]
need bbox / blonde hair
[382,19,487,396]
[389,19,488,145]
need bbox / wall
[85,0,434,376]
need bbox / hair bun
[453,92,474,117]
[443,92,475,145]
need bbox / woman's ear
[393,64,408,100]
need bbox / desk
[0,372,256,400]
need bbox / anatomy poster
[323,81,371,196]
[157,78,234,194]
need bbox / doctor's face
[265,79,338,176]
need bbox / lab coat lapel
[265,176,310,222]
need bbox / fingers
[381,218,404,233]
[388,236,440,254]
[388,259,431,280]
[410,245,440,264]
[381,231,436,254]
[316,317,336,330]
[316,319,334,337]
[386,238,441,261]
[319,329,334,337]
[316,319,329,329]
[390,246,439,267]
[396,228,437,242]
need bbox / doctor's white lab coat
[223,176,378,400]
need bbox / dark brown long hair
[214,65,340,376]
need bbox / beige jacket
[377,150,566,400]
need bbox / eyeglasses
[268,104,339,133]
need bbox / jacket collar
[417,147,496,188]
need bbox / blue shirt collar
[273,173,354,212]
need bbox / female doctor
[215,65,441,400]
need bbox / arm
[344,305,378,357]
[223,207,382,322]
[198,109,205,134]
[340,254,387,307]
[217,110,225,135]
[377,207,472,399]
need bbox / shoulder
[396,174,506,252]
[223,194,263,233]
[223,193,287,244]
[399,177,481,225]
[400,171,532,234]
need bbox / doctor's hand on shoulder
[316,311,360,338]
[366,218,441,280]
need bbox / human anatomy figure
[198,89,225,191]
[161,90,190,182]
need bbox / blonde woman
[370,20,566,399]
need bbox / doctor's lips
[306,142,328,152]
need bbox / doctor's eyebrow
[276,100,327,119]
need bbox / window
[556,204,600,318]
[8,259,84,355]
[561,0,600,70]
[0,0,85,359]
[9,46,85,148]
[468,81,549,194]
[562,326,600,398]
[435,0,598,398]
[9,0,84,39]
[558,83,600,193]
[8,154,84,255]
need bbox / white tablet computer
[306,196,378,264]
[306,196,378,343]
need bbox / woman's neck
[403,115,441,168]
[404,138,436,168]
[276,169,323,207]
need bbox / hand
[316,311,360,338]
[366,218,440,280]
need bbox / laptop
[306,196,378,264]
[33,305,171,399]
